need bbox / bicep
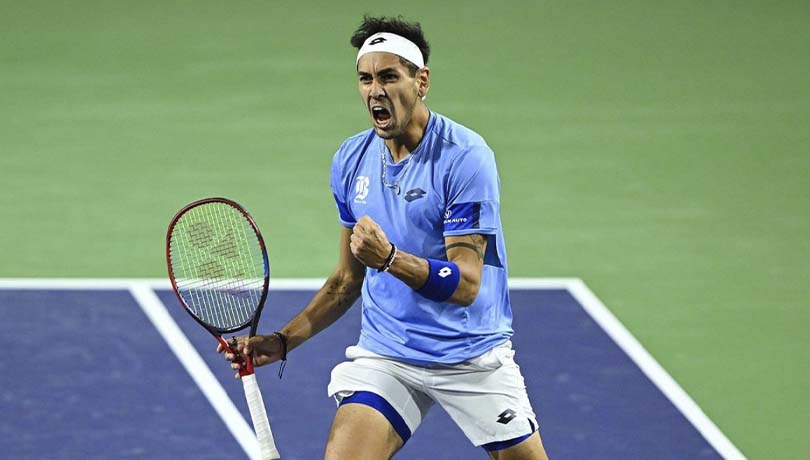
[445,234,486,271]
[444,234,487,305]
[444,233,487,265]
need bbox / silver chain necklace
[380,143,415,195]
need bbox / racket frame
[166,196,271,374]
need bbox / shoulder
[428,113,496,178]
[331,128,378,184]
[333,128,376,164]
[430,113,494,163]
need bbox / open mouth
[371,105,392,128]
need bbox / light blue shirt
[330,112,512,365]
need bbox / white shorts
[327,341,538,447]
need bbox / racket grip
[242,373,280,460]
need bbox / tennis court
[0,279,742,459]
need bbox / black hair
[350,15,431,74]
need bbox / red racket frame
[166,197,270,375]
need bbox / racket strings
[169,202,265,330]
[177,210,257,328]
[206,202,261,326]
[211,202,264,326]
[208,203,249,327]
[173,214,232,327]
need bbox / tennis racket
[166,197,280,460]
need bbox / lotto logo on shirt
[443,202,481,231]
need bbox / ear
[416,66,430,99]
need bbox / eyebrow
[357,67,399,77]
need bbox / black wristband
[272,331,288,359]
[272,331,288,378]
[377,243,398,272]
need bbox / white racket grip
[242,373,280,460]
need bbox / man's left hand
[350,215,391,269]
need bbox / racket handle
[242,373,280,459]
[216,336,254,376]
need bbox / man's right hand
[217,334,286,378]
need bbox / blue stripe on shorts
[339,391,412,444]
[481,431,534,452]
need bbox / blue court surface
[0,279,745,460]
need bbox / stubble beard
[377,108,413,141]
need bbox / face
[357,52,425,140]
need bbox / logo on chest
[403,188,426,202]
[354,176,370,203]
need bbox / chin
[374,126,400,139]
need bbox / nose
[369,78,385,99]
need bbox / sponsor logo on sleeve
[443,202,481,231]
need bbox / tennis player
[221,15,549,460]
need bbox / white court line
[128,283,261,460]
[0,277,747,459]
[566,279,747,460]
[0,278,327,290]
[0,277,580,291]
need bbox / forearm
[350,217,484,307]
[386,249,428,290]
[386,246,480,306]
[279,271,363,352]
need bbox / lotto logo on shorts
[438,267,453,278]
[497,409,517,424]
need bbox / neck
[385,103,430,162]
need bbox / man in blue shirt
[222,15,549,460]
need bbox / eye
[358,75,372,83]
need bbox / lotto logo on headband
[443,202,481,231]
[356,32,425,69]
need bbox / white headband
[355,32,425,69]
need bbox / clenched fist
[350,216,392,269]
